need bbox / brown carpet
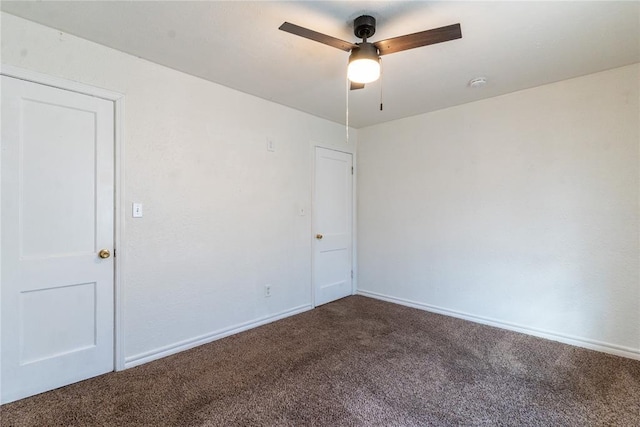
[1,296,639,426]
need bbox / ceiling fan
[279,15,462,90]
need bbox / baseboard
[124,304,313,369]
[357,289,640,361]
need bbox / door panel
[20,282,97,364]
[314,147,353,306]
[1,76,115,403]
[20,98,98,258]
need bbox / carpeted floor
[1,296,639,426]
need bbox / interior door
[1,76,115,403]
[313,147,353,306]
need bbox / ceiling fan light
[347,42,380,84]
[348,58,380,84]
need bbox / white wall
[1,12,357,367]
[358,64,640,358]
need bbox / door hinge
[351,166,354,175]
[351,270,353,279]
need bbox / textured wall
[358,64,640,357]
[1,12,357,365]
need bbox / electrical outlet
[266,138,275,152]
[264,284,272,297]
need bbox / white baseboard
[123,304,313,369]
[357,289,640,361]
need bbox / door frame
[0,64,126,371]
[311,145,357,308]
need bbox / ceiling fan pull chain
[379,58,384,111]
[345,74,350,144]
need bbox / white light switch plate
[132,203,143,218]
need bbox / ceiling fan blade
[350,82,365,90]
[374,23,462,56]
[279,22,357,52]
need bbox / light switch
[132,203,143,218]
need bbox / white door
[1,76,115,403]
[313,147,353,306]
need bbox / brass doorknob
[316,234,323,240]
[99,249,111,259]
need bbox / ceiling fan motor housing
[349,42,379,61]
[354,15,376,39]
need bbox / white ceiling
[2,1,639,128]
